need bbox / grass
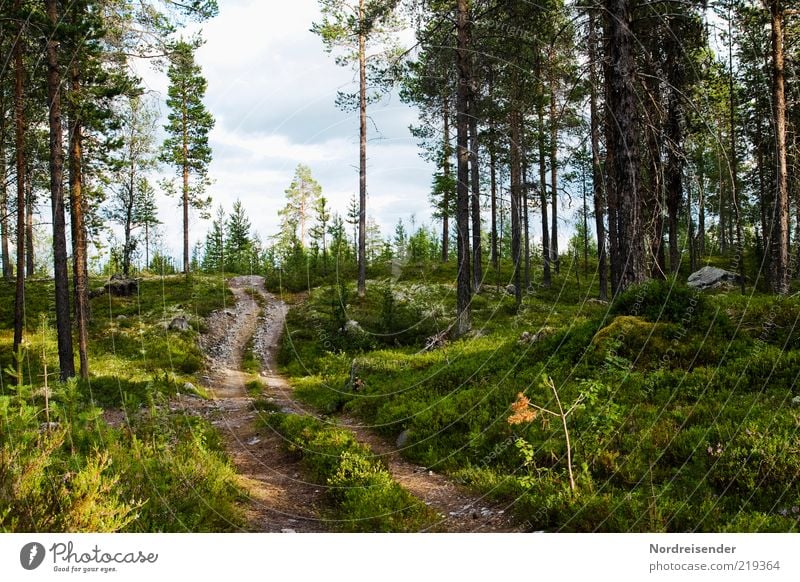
[276,257,800,532]
[0,273,245,532]
[260,412,438,532]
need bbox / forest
[1,0,799,533]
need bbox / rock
[586,298,609,306]
[344,320,363,334]
[792,395,800,407]
[687,266,741,290]
[116,314,127,321]
[224,309,236,317]
[105,274,138,297]
[396,429,411,448]
[168,316,191,332]
[39,422,61,432]
[505,284,516,296]
[280,528,296,534]
[89,287,106,299]
[246,437,261,446]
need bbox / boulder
[105,274,138,297]
[396,429,411,448]
[168,316,191,332]
[505,284,517,296]
[344,320,364,334]
[687,266,741,290]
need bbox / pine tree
[313,0,402,298]
[225,199,252,273]
[202,206,225,272]
[279,164,321,248]
[160,39,214,275]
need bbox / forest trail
[193,275,327,532]
[196,275,520,533]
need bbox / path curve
[193,275,521,532]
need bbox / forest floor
[190,275,519,532]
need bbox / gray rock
[344,320,363,334]
[792,395,800,407]
[687,266,742,290]
[586,298,609,306]
[505,284,516,295]
[105,274,138,297]
[168,316,191,332]
[280,528,297,534]
[396,429,411,448]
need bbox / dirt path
[192,275,328,532]
[194,275,520,532]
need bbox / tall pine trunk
[589,9,607,299]
[69,68,89,379]
[769,0,789,294]
[454,0,472,335]
[442,96,450,262]
[509,107,522,306]
[469,108,482,291]
[12,0,25,359]
[538,85,551,288]
[357,0,367,299]
[0,79,10,281]
[549,67,559,274]
[605,0,645,293]
[46,0,75,380]
[25,175,34,276]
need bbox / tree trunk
[469,105,482,291]
[698,154,706,257]
[666,86,683,275]
[25,174,34,277]
[46,0,75,380]
[523,163,531,290]
[357,0,367,298]
[442,96,450,262]
[0,97,13,281]
[604,0,645,293]
[0,80,10,281]
[538,94,551,288]
[489,77,498,272]
[549,67,560,275]
[12,0,25,358]
[727,9,745,293]
[589,9,607,300]
[454,0,472,335]
[510,107,522,306]
[69,68,89,379]
[769,0,789,294]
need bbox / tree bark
[769,0,789,294]
[0,78,10,281]
[46,0,75,380]
[549,65,560,275]
[25,174,34,277]
[469,106,482,291]
[589,9,607,299]
[69,67,89,379]
[357,0,367,298]
[666,85,683,275]
[454,0,472,335]
[442,96,450,262]
[537,83,551,288]
[604,0,645,293]
[12,0,25,358]
[510,107,522,306]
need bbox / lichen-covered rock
[687,266,741,290]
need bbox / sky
[139,0,436,259]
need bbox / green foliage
[262,413,436,532]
